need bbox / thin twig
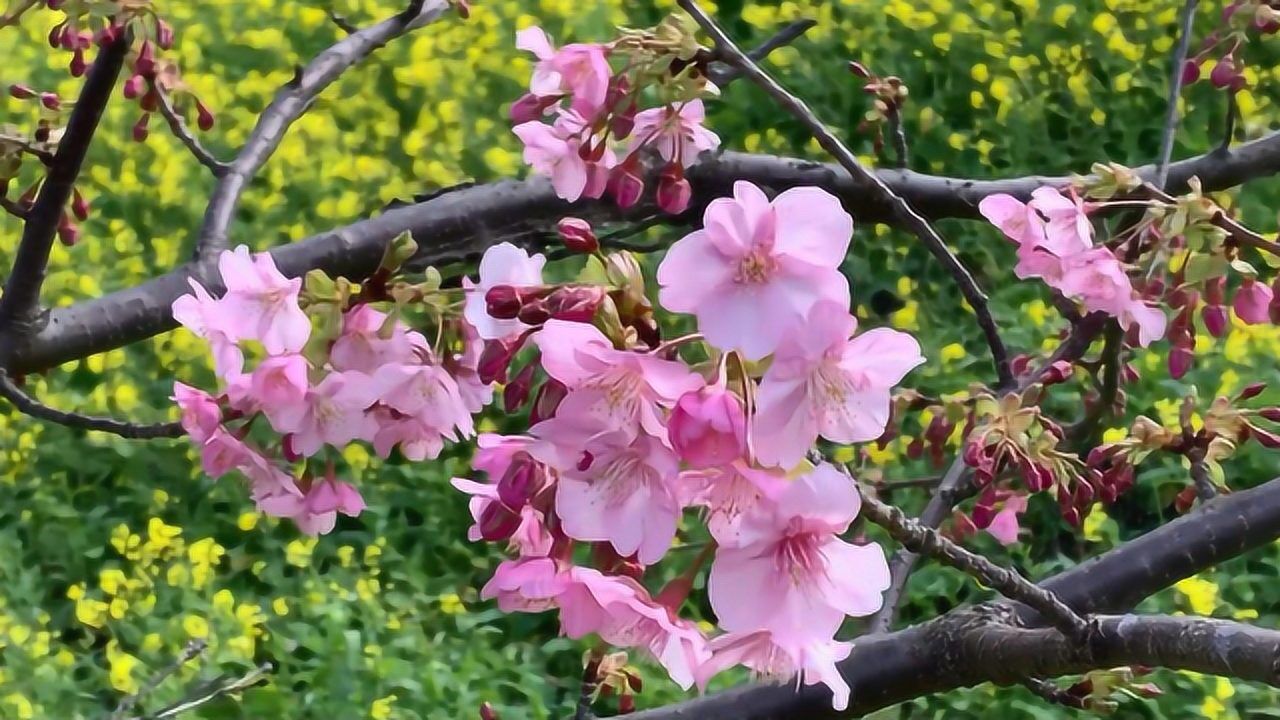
[329,11,359,34]
[705,19,818,87]
[1220,92,1239,154]
[887,106,909,169]
[574,649,603,720]
[110,640,208,720]
[0,37,128,342]
[154,87,228,176]
[1154,0,1199,189]
[1021,677,1088,710]
[875,476,941,490]
[1,196,28,220]
[1188,448,1218,501]
[0,370,184,439]
[143,662,272,720]
[191,0,449,259]
[855,478,1093,641]
[679,0,1014,388]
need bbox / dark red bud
[56,215,79,246]
[502,363,536,414]
[625,671,643,693]
[508,93,546,125]
[479,701,499,720]
[497,453,543,509]
[8,84,36,100]
[906,437,924,460]
[478,502,521,542]
[156,20,175,50]
[530,378,567,425]
[140,89,159,112]
[1239,382,1267,401]
[1181,59,1201,85]
[618,695,635,714]
[196,100,215,131]
[1041,359,1074,385]
[1210,55,1238,89]
[1174,485,1197,514]
[39,93,60,110]
[557,216,598,253]
[610,100,638,139]
[135,41,156,77]
[1061,506,1081,527]
[71,188,89,221]
[1259,407,1280,422]
[485,285,522,320]
[609,168,644,209]
[848,61,873,78]
[69,48,87,77]
[516,300,550,326]
[1169,345,1194,379]
[1202,304,1228,338]
[1251,424,1280,448]
[545,286,604,323]
[132,113,151,142]
[122,74,146,100]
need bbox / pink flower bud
[1202,304,1228,337]
[69,48,86,77]
[656,170,692,215]
[557,217,598,254]
[545,286,604,323]
[196,100,215,131]
[135,40,156,77]
[1040,359,1075,385]
[1210,54,1240,89]
[669,385,746,468]
[1168,344,1194,379]
[609,167,644,209]
[156,20,175,50]
[8,84,36,100]
[57,215,79,246]
[1251,424,1280,448]
[122,74,146,100]
[479,702,499,720]
[1180,59,1201,85]
[503,363,535,413]
[132,113,151,142]
[71,188,89,221]
[508,93,546,125]
[1233,277,1273,324]
[485,285,522,319]
[39,93,60,110]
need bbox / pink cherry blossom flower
[1029,186,1093,255]
[371,361,474,439]
[753,301,924,470]
[449,320,496,413]
[656,181,853,360]
[549,428,681,565]
[481,557,569,613]
[985,493,1028,546]
[330,305,428,373]
[557,567,711,690]
[371,410,447,461]
[451,477,553,557]
[268,370,379,456]
[251,354,310,431]
[533,319,703,441]
[1234,277,1274,325]
[216,246,311,355]
[630,100,720,168]
[1056,248,1167,346]
[515,26,612,113]
[668,383,746,469]
[172,382,221,443]
[977,192,1045,248]
[679,462,790,547]
[708,463,890,643]
[979,190,1092,281]
[198,428,253,478]
[513,110,614,202]
[171,277,243,377]
[695,631,853,711]
[462,242,547,341]
[290,474,366,536]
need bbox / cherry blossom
[462,242,547,341]
[515,26,611,114]
[1056,248,1167,346]
[171,277,244,378]
[268,371,380,456]
[630,100,720,168]
[984,493,1029,546]
[513,110,613,202]
[172,382,221,443]
[656,181,853,360]
[216,245,311,355]
[668,382,747,469]
[481,557,570,613]
[679,462,789,547]
[250,354,310,429]
[753,301,924,470]
[1234,277,1274,325]
[695,631,853,711]
[329,305,428,373]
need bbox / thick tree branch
[678,0,1014,387]
[190,0,449,259]
[629,473,1280,718]
[0,370,183,439]
[857,483,1091,640]
[0,37,128,346]
[9,132,1280,376]
[154,87,228,176]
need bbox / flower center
[734,249,776,284]
[773,526,826,585]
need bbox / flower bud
[1174,485,1197,514]
[479,701,500,720]
[8,84,36,100]
[56,215,79,246]
[1040,359,1074,385]
[1180,59,1201,85]
[848,61,873,78]
[71,188,89,221]
[123,74,146,100]
[508,92,546,124]
[156,20,175,50]
[545,286,604,323]
[669,385,747,468]
[196,100,216,131]
[1259,407,1280,422]
[135,40,156,77]
[503,363,536,413]
[496,453,545,509]
[1202,304,1228,337]
[516,300,550,326]
[140,88,159,112]
[557,217,598,254]
[39,93,60,110]
[655,169,692,215]
[530,379,567,425]
[1234,277,1273,325]
[132,112,151,142]
[610,99,638,140]
[478,338,517,385]
[609,167,644,209]
[1168,345,1194,379]
[69,48,87,77]
[485,285,522,320]
[478,502,521,542]
[1238,381,1267,401]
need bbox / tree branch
[1,196,28,220]
[705,19,818,87]
[678,0,1014,387]
[10,131,1280,377]
[0,370,183,439]
[0,37,128,347]
[857,481,1091,641]
[154,87,228,176]
[190,0,450,259]
[1155,0,1199,189]
[629,473,1280,719]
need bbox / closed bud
[508,93,546,125]
[557,216,598,253]
[906,436,924,459]
[1122,362,1140,384]
[71,188,89,221]
[545,286,604,323]
[69,48,87,77]
[618,695,635,714]
[8,84,36,100]
[196,100,216,131]
[123,74,146,99]
[1061,506,1081,527]
[1168,345,1194,379]
[1259,407,1280,422]
[140,89,159,112]
[479,701,499,720]
[1251,424,1280,449]
[611,100,638,139]
[625,671,643,693]
[530,379,567,425]
[496,452,544,509]
[39,93,60,110]
[503,363,536,413]
[484,285,522,320]
[1041,359,1074,385]
[848,60,873,78]
[1180,58,1201,85]
[478,338,518,385]
[132,113,151,142]
[655,168,691,215]
[156,20,175,50]
[478,502,521,542]
[609,167,644,209]
[516,300,550,326]
[1234,277,1274,325]
[56,215,79,246]
[1202,304,1228,337]
[135,40,156,77]
[1239,382,1267,400]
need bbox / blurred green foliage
[3,0,1280,718]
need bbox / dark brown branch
[154,87,228,176]
[0,37,128,346]
[886,106,909,169]
[1189,447,1219,501]
[190,1,449,259]
[678,0,1014,388]
[630,474,1280,719]
[0,370,183,439]
[705,19,818,87]
[0,196,28,220]
[329,11,359,35]
[857,483,1092,641]
[1020,677,1087,710]
[110,639,207,720]
[1155,0,1199,189]
[10,131,1280,377]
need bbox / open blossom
[171,277,243,378]
[668,383,746,469]
[481,557,569,614]
[513,110,614,202]
[330,305,428,373]
[372,361,474,435]
[557,567,710,690]
[984,493,1029,546]
[515,26,611,113]
[547,427,682,565]
[979,190,1092,281]
[657,181,853,360]
[216,245,311,355]
[708,463,890,643]
[679,462,789,547]
[631,100,720,168]
[1234,277,1274,325]
[1057,248,1167,346]
[261,473,366,536]
[268,371,380,456]
[462,242,547,341]
[533,319,703,441]
[696,631,853,711]
[250,354,310,429]
[172,382,221,443]
[753,301,924,470]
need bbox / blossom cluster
[510,21,720,212]
[171,245,488,534]
[979,187,1167,346]
[451,181,923,709]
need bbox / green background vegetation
[3,0,1280,717]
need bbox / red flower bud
[1041,359,1075,385]
[135,41,156,77]
[557,217,598,253]
[545,286,604,323]
[508,93,547,125]
[39,93,60,110]
[57,215,79,246]
[71,188,89,221]
[1251,424,1280,448]
[140,89,159,112]
[132,113,151,142]
[496,452,544,509]
[478,338,518,385]
[848,61,873,78]
[196,100,215,131]
[1174,485,1197,514]
[1210,54,1241,89]
[530,379,567,425]
[1168,345,1194,379]
[1181,59,1201,85]
[656,170,692,215]
[485,285,522,320]
[122,74,146,100]
[1202,304,1228,337]
[478,502,521,542]
[502,363,536,414]
[610,100,638,140]
[69,48,87,78]
[8,84,36,100]
[609,168,645,209]
[516,300,550,326]
[479,701,499,720]
[1259,407,1280,422]
[156,20,175,50]
[1239,382,1268,400]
